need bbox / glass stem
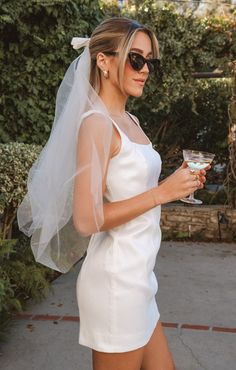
[189,169,196,200]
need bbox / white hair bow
[71,37,90,49]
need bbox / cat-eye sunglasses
[104,51,161,74]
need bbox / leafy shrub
[141,78,231,177]
[1,1,236,152]
[0,0,104,144]
[0,142,58,342]
[0,142,42,239]
[0,233,55,342]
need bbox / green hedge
[0,0,104,144]
[1,1,236,152]
[0,233,56,342]
[0,142,42,238]
[0,142,57,342]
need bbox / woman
[72,18,206,370]
[17,16,207,370]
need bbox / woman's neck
[99,85,127,117]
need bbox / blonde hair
[89,17,160,94]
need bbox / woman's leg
[141,320,176,370]
[92,320,175,370]
[92,346,144,370]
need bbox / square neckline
[110,112,152,147]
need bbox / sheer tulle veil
[17,38,113,273]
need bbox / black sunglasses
[104,51,160,74]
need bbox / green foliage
[0,142,58,341]
[1,236,53,303]
[0,245,21,315]
[1,1,236,150]
[0,0,104,145]
[104,2,229,108]
[0,233,55,342]
[146,78,230,172]
[0,142,42,238]
[225,61,236,207]
[127,2,235,110]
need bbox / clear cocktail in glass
[180,149,215,205]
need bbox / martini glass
[180,149,215,205]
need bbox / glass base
[180,197,203,205]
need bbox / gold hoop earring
[103,70,109,79]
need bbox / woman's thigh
[141,320,176,370]
[92,346,144,370]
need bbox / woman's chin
[128,88,144,98]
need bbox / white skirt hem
[78,312,160,353]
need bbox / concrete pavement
[0,241,236,370]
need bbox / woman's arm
[100,188,157,232]
[99,166,203,232]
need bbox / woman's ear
[96,52,109,73]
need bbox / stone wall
[160,204,236,242]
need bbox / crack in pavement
[177,331,208,370]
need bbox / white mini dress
[76,114,162,353]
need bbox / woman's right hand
[154,168,202,205]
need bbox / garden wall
[160,204,236,242]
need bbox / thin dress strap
[111,112,151,145]
[108,116,124,136]
[126,111,140,127]
[109,111,141,135]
